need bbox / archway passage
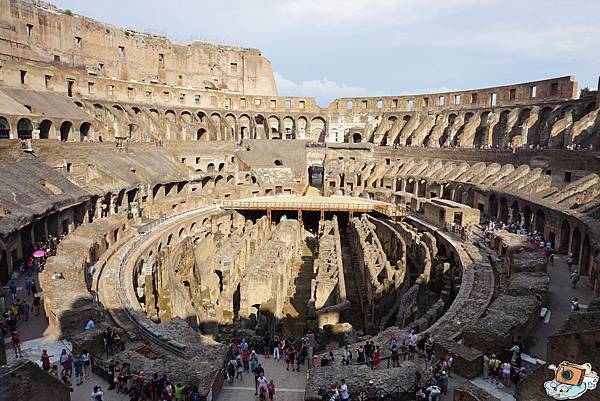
[535,209,545,235]
[489,194,498,218]
[559,220,571,254]
[39,120,52,139]
[0,116,10,139]
[60,121,72,141]
[80,122,91,142]
[17,118,33,139]
[197,128,207,141]
[352,133,362,143]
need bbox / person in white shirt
[340,379,349,401]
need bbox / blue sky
[52,0,600,107]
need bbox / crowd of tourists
[482,337,528,392]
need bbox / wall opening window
[454,95,461,105]
[550,83,559,96]
[26,24,33,36]
[88,81,94,94]
[20,70,27,85]
[490,93,497,106]
[509,88,516,100]
[44,74,52,89]
[285,99,291,109]
[471,93,478,104]
[423,97,429,107]
[362,100,368,109]
[270,99,276,108]
[564,172,572,182]
[158,53,164,62]
[118,46,125,56]
[108,85,114,96]
[179,93,185,104]
[98,63,104,71]
[438,96,445,106]
[392,99,398,108]
[255,98,262,107]
[75,37,82,48]
[67,80,74,97]
[530,86,537,98]
[224,98,231,109]
[146,90,152,98]
[377,99,383,109]
[127,87,134,98]
[299,100,305,109]
[346,101,353,110]
[53,55,61,63]
[230,62,237,73]
[407,100,414,111]
[195,95,201,104]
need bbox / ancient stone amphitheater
[1,1,600,401]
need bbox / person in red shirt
[11,331,23,358]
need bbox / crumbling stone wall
[311,216,350,328]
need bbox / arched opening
[559,220,571,254]
[0,116,10,139]
[510,200,520,224]
[571,227,582,263]
[79,122,91,142]
[196,128,206,141]
[215,270,224,294]
[535,209,545,234]
[499,197,509,222]
[489,194,498,218]
[39,120,52,139]
[381,133,389,146]
[523,206,532,230]
[60,121,72,141]
[352,133,362,143]
[581,235,592,275]
[207,163,215,173]
[178,228,185,238]
[274,159,283,166]
[233,283,241,318]
[167,234,174,246]
[17,118,33,139]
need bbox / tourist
[82,349,91,377]
[263,334,271,359]
[272,336,281,360]
[372,346,381,369]
[446,352,454,377]
[253,364,265,396]
[391,344,400,368]
[400,339,407,361]
[339,379,349,401]
[424,335,434,362]
[426,384,442,401]
[51,365,59,378]
[19,299,29,322]
[62,375,74,393]
[366,380,377,401]
[39,348,52,370]
[32,294,41,315]
[236,356,243,381]
[501,360,512,386]
[267,379,276,401]
[11,330,23,358]
[571,297,580,312]
[342,345,352,366]
[227,358,236,383]
[85,318,95,330]
[296,350,303,372]
[356,345,366,364]
[570,270,580,288]
[567,253,575,270]
[408,330,418,360]
[438,370,448,395]
[414,372,426,400]
[242,347,250,372]
[9,281,17,301]
[482,352,490,379]
[73,354,84,385]
[286,345,296,371]
[30,280,37,296]
[489,354,501,384]
[250,350,260,373]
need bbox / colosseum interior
[1,1,600,401]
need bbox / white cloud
[275,72,377,106]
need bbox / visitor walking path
[217,357,306,401]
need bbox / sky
[52,0,600,107]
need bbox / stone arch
[225,113,237,141]
[499,197,509,222]
[39,119,52,139]
[131,106,142,115]
[60,121,73,141]
[510,200,520,224]
[79,122,91,142]
[196,128,207,141]
[559,220,571,254]
[167,233,174,246]
[165,110,177,122]
[473,111,490,148]
[489,194,498,218]
[267,115,280,138]
[178,227,186,238]
[282,116,295,139]
[535,209,545,234]
[0,116,10,138]
[297,116,308,139]
[492,110,511,148]
[206,163,215,173]
[581,235,592,275]
[239,114,251,139]
[523,206,532,230]
[17,118,33,139]
[197,111,206,123]
[381,133,389,146]
[352,132,362,143]
[571,227,582,262]
[181,111,193,125]
[310,117,326,142]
